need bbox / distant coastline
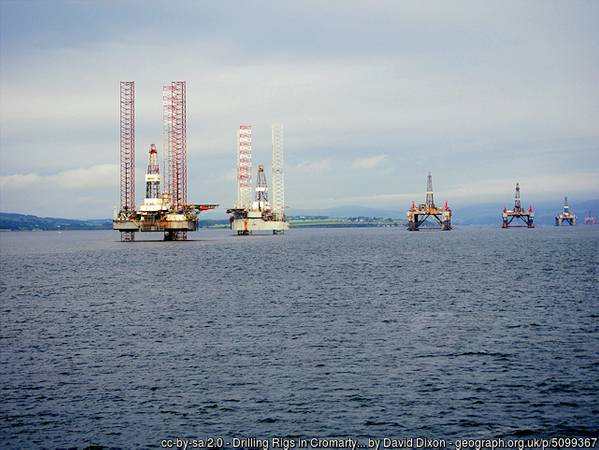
[0,212,405,231]
[2,199,598,231]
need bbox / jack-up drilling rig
[227,124,289,235]
[502,183,534,228]
[555,196,576,226]
[112,81,217,241]
[407,172,452,231]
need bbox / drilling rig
[227,124,289,235]
[407,172,452,231]
[112,81,217,241]
[555,196,576,226]
[501,182,534,228]
[583,212,597,225]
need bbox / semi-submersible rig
[555,196,576,226]
[502,183,534,228]
[407,173,452,231]
[227,124,289,235]
[112,81,217,241]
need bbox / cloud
[291,159,332,173]
[0,164,119,191]
[0,164,122,217]
[1,1,598,217]
[443,173,599,202]
[222,168,237,182]
[351,155,387,169]
[325,172,599,208]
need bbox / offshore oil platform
[407,172,452,231]
[227,124,289,235]
[112,81,217,241]
[555,197,576,226]
[583,212,597,225]
[502,183,534,228]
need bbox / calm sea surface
[1,227,598,448]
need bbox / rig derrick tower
[425,171,435,209]
[501,183,534,228]
[145,144,160,199]
[254,164,269,209]
[138,143,169,221]
[227,124,289,235]
[407,172,452,231]
[555,196,576,226]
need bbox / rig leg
[120,231,135,242]
[408,214,418,231]
[164,231,187,240]
[442,220,452,231]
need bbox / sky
[0,0,598,218]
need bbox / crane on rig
[112,81,217,241]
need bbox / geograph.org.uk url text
[160,436,598,450]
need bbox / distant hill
[2,199,598,230]
[0,213,112,231]
[288,205,405,219]
[0,213,230,231]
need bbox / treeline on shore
[0,212,404,231]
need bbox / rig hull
[502,211,534,228]
[407,208,452,231]
[231,218,289,235]
[112,208,210,240]
[555,214,576,226]
[113,218,198,233]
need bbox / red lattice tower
[120,81,135,211]
[237,124,253,209]
[163,81,187,210]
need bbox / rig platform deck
[113,208,217,241]
[407,205,452,231]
